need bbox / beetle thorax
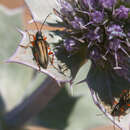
[36,31,43,40]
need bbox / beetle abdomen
[32,40,49,69]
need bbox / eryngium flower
[54,0,130,82]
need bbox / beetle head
[36,31,43,40]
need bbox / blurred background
[0,0,118,130]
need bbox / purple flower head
[64,38,79,52]
[99,0,117,9]
[83,0,96,10]
[71,16,85,29]
[91,11,104,24]
[60,0,73,15]
[107,24,126,39]
[114,5,130,19]
[54,0,130,85]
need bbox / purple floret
[71,16,85,29]
[98,0,117,9]
[64,39,79,52]
[114,5,130,19]
[91,11,104,24]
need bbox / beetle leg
[25,29,36,41]
[48,51,53,55]
[48,47,54,64]
[49,52,54,66]
[28,32,36,46]
[112,99,118,105]
[19,31,35,48]
[47,46,54,64]
[43,36,47,41]
[19,41,34,54]
[47,46,67,75]
[49,53,54,64]
[48,47,61,71]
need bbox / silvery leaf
[7,29,71,84]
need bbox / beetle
[111,89,130,121]
[20,13,54,70]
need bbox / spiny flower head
[54,0,130,82]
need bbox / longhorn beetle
[20,13,55,70]
[111,89,130,121]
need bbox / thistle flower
[53,0,130,129]
[54,0,130,82]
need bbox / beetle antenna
[30,13,39,31]
[40,13,52,31]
